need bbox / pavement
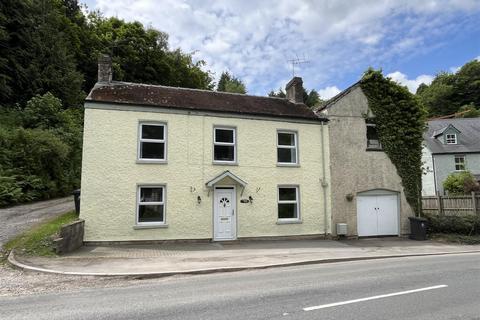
[9,237,480,277]
[0,196,74,247]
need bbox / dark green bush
[0,93,82,207]
[425,214,480,235]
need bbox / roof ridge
[107,81,293,103]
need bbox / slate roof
[424,118,480,154]
[86,81,326,122]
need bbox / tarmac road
[1,252,479,320]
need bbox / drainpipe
[320,122,329,236]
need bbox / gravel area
[0,258,139,297]
[0,197,75,247]
[0,197,135,297]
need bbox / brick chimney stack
[286,77,304,104]
[98,54,112,83]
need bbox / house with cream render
[80,56,331,243]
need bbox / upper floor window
[277,131,298,165]
[454,155,466,171]
[213,127,236,163]
[446,133,457,144]
[138,123,167,161]
[366,123,382,150]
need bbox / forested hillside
[416,59,480,117]
[0,0,213,207]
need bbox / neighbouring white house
[422,118,480,195]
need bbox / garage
[357,189,399,237]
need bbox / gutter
[320,122,329,236]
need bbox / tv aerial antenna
[287,54,310,77]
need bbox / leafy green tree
[457,103,480,118]
[216,71,246,93]
[268,88,286,98]
[305,89,321,108]
[268,87,321,108]
[417,60,480,116]
[0,0,84,108]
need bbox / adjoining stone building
[317,83,413,237]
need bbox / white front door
[357,194,399,237]
[214,187,236,240]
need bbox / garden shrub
[443,171,480,195]
[425,213,480,235]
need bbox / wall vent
[336,223,348,236]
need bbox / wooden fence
[422,192,480,216]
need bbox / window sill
[277,163,300,167]
[133,224,168,230]
[212,161,238,166]
[366,148,383,152]
[276,219,302,225]
[136,159,168,164]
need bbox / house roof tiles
[86,81,326,122]
[424,118,480,154]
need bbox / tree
[216,71,246,93]
[268,87,321,108]
[305,89,321,108]
[457,103,480,118]
[0,0,84,108]
[268,88,286,98]
[417,60,480,117]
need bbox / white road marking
[303,285,448,311]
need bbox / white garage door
[357,192,399,237]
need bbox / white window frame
[277,130,298,165]
[446,133,457,145]
[213,126,237,164]
[136,185,166,226]
[138,122,167,163]
[366,123,382,150]
[454,155,466,171]
[277,185,300,222]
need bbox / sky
[82,0,480,99]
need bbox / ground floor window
[278,186,299,220]
[137,186,165,224]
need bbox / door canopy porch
[206,170,247,190]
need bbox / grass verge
[3,211,78,256]
[430,233,480,245]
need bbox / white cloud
[475,56,480,61]
[319,86,341,100]
[386,71,434,93]
[87,0,480,95]
[450,66,461,73]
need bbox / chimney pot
[286,77,304,104]
[98,54,112,83]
